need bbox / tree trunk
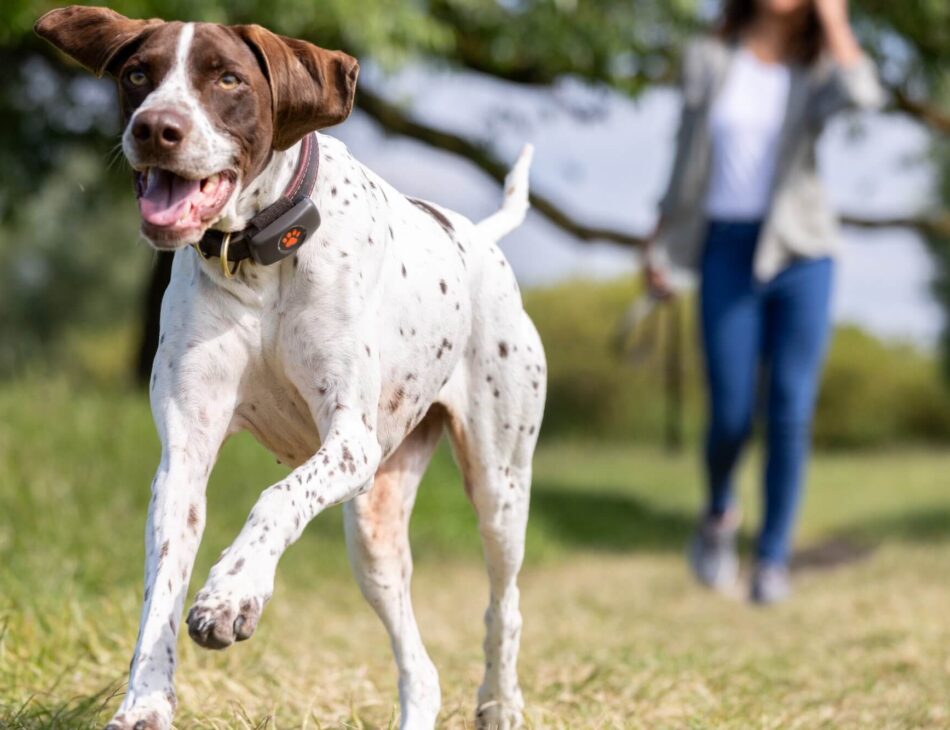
[135,252,174,386]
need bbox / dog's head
[35,6,359,249]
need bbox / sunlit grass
[1,380,949,728]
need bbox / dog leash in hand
[611,290,675,366]
[196,133,321,277]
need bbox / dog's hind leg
[450,436,532,730]
[344,407,445,730]
[444,314,546,730]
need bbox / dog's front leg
[107,376,238,730]
[106,446,223,730]
[186,412,381,649]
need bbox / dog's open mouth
[136,168,237,242]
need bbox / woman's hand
[641,224,674,300]
[645,261,674,300]
[815,0,862,66]
[814,0,849,30]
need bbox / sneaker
[687,510,740,592]
[750,563,791,605]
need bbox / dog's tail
[476,144,534,242]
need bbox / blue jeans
[700,220,833,565]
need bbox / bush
[525,278,950,448]
[815,326,950,448]
[0,149,150,378]
[525,278,705,444]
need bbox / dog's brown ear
[235,25,359,150]
[34,5,161,78]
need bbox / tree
[1,0,946,379]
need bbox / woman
[645,0,883,603]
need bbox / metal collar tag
[247,197,321,265]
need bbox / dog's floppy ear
[34,5,161,78]
[235,25,359,151]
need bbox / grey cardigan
[656,36,885,281]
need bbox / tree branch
[841,212,950,239]
[887,85,950,136]
[356,87,646,247]
[355,87,946,248]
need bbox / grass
[1,379,950,728]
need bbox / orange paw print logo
[280,227,304,249]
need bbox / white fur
[107,36,544,730]
[476,144,534,242]
[122,24,237,183]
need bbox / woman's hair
[718,0,823,65]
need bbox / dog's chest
[218,144,477,466]
[229,287,326,467]
[235,353,322,469]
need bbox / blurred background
[1,1,948,728]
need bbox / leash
[611,289,674,366]
[195,133,321,278]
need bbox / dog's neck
[214,139,304,233]
[194,136,322,299]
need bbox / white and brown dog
[36,6,545,730]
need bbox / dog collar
[195,133,321,275]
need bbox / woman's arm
[642,216,674,300]
[812,0,885,118]
[657,38,707,218]
[815,0,862,67]
[647,38,709,298]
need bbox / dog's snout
[131,108,192,152]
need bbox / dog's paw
[475,691,524,730]
[104,707,167,730]
[186,589,266,650]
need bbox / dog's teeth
[204,173,220,194]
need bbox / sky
[334,65,943,349]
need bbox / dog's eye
[127,70,148,87]
[218,73,240,90]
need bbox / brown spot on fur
[498,342,509,358]
[388,386,406,413]
[187,504,199,531]
[362,408,445,544]
[436,338,453,360]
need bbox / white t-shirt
[704,48,791,221]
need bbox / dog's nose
[131,108,191,151]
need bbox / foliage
[525,278,950,447]
[526,277,703,443]
[927,140,950,378]
[0,150,146,375]
[0,0,947,377]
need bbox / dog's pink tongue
[139,169,201,226]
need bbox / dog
[35,7,545,730]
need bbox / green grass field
[1,379,949,729]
